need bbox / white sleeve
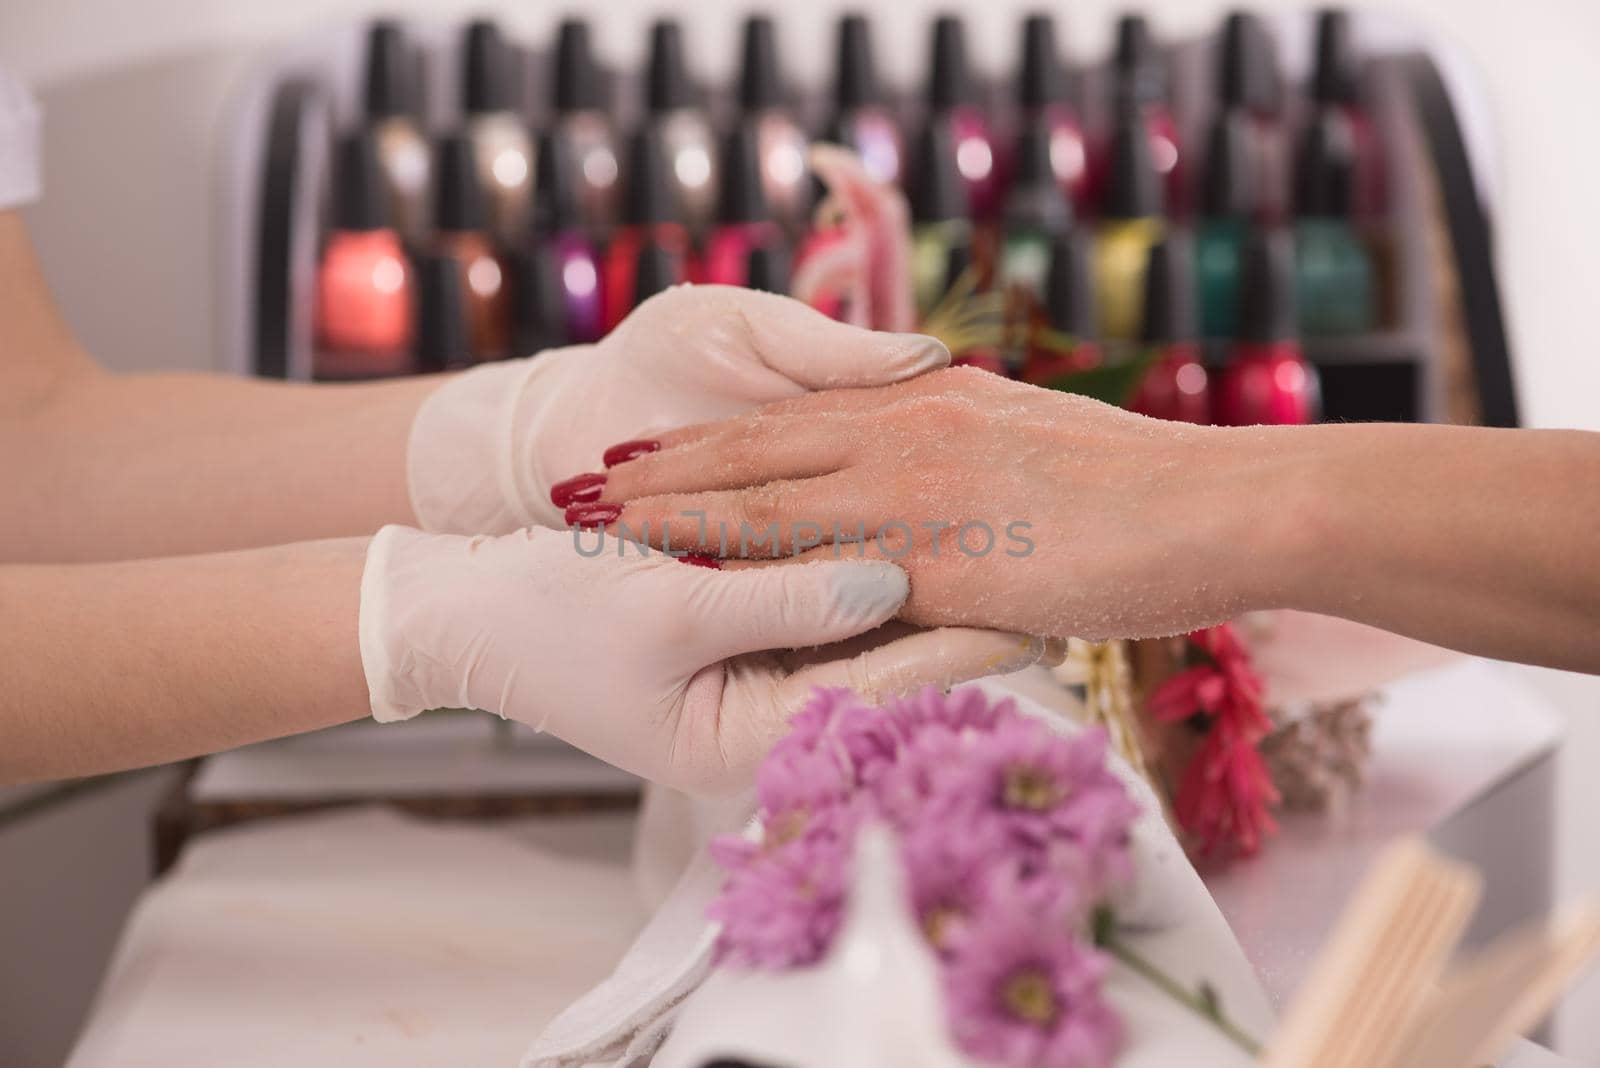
[0,66,41,209]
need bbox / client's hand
[406,285,949,535]
[584,368,1291,640]
[358,524,1046,794]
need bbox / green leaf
[1039,344,1163,408]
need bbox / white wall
[1,0,1598,1061]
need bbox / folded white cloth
[523,672,1275,1068]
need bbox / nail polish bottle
[508,243,567,354]
[1093,97,1165,342]
[704,122,789,288]
[927,15,999,220]
[1018,14,1088,210]
[604,125,691,331]
[414,252,469,373]
[907,121,972,318]
[461,20,532,243]
[529,128,603,343]
[1293,111,1374,336]
[431,132,510,361]
[1312,8,1383,220]
[738,15,811,234]
[646,19,719,236]
[999,116,1074,372]
[1218,11,1288,222]
[363,20,431,244]
[1109,14,1184,217]
[1131,238,1210,423]
[314,130,413,379]
[1194,110,1254,338]
[827,14,902,187]
[1021,230,1099,385]
[1215,229,1320,426]
[552,18,619,236]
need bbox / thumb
[687,285,949,389]
[780,627,1051,708]
[676,558,910,661]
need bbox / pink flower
[944,899,1122,1068]
[889,685,1006,737]
[756,688,908,817]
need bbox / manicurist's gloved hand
[406,285,950,534]
[358,525,1047,794]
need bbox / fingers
[778,626,1050,707]
[678,558,910,662]
[601,415,852,502]
[613,473,884,557]
[695,284,949,389]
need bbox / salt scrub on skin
[709,686,1138,1068]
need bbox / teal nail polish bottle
[1293,111,1373,335]
[1194,110,1254,338]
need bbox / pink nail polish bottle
[703,122,789,288]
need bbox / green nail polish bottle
[1194,110,1255,338]
[1293,110,1374,335]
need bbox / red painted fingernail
[551,472,606,508]
[676,553,722,569]
[565,502,622,529]
[602,440,661,468]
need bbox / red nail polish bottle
[314,130,413,380]
[604,125,692,329]
[1311,9,1384,220]
[1214,229,1320,426]
[1217,12,1288,223]
[703,122,789,288]
[1131,238,1210,423]
[1019,15,1089,210]
[1085,16,1183,218]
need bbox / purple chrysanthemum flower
[756,688,909,818]
[889,685,1007,737]
[944,901,1123,1068]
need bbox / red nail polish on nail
[551,472,607,508]
[565,502,622,529]
[602,439,661,468]
[676,553,722,569]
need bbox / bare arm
[0,538,369,783]
[0,211,437,562]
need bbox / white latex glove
[407,284,950,534]
[359,525,1048,794]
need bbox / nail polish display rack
[219,9,1517,428]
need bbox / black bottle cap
[364,20,414,120]
[510,246,570,352]
[739,16,785,111]
[647,19,695,112]
[1113,14,1164,106]
[433,132,486,232]
[1237,228,1297,341]
[1218,11,1280,114]
[333,129,390,231]
[1295,110,1356,217]
[463,20,517,114]
[533,128,583,233]
[834,14,879,110]
[1044,230,1095,336]
[633,242,680,304]
[1102,97,1161,218]
[1201,110,1254,218]
[554,18,603,112]
[745,243,791,294]
[1312,8,1359,105]
[624,125,679,226]
[1141,237,1195,344]
[1019,15,1065,108]
[927,15,974,111]
[719,122,771,225]
[1004,117,1072,232]
[415,253,467,372]
[908,121,966,224]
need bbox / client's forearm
[0,371,439,561]
[1245,423,1600,672]
[0,538,370,783]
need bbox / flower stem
[1099,926,1264,1057]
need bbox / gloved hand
[359,524,1048,795]
[406,285,949,535]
